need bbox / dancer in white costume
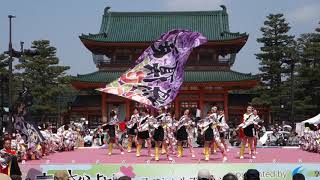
[126,108,139,153]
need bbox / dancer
[200,110,228,161]
[164,109,177,156]
[127,108,139,153]
[211,113,228,162]
[199,110,214,161]
[15,133,27,161]
[238,106,257,159]
[252,109,260,155]
[186,117,196,158]
[62,125,73,151]
[40,124,52,155]
[152,107,172,161]
[210,106,218,154]
[136,108,153,157]
[176,109,191,158]
[105,110,124,155]
[217,108,229,152]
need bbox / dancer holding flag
[96,29,207,159]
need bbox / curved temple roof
[79,6,248,43]
[72,70,257,84]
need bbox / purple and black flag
[97,29,207,108]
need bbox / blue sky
[1,0,319,75]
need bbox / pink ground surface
[22,147,320,165]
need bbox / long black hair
[110,110,117,117]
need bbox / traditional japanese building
[70,6,269,127]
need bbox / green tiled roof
[72,70,257,84]
[79,6,248,42]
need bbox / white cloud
[288,4,320,24]
[163,0,226,11]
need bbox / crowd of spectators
[197,169,306,180]
[0,123,81,164]
[227,122,300,147]
[300,123,320,153]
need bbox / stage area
[22,147,319,164]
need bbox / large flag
[97,29,207,108]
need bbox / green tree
[0,54,9,108]
[15,40,72,122]
[252,14,296,122]
[295,23,320,117]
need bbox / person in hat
[243,169,260,180]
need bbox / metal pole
[8,15,16,133]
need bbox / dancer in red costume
[0,138,21,176]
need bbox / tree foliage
[15,40,73,121]
[0,54,9,108]
[294,23,320,117]
[252,14,296,121]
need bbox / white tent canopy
[302,114,320,125]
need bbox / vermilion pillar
[224,91,229,121]
[101,93,107,123]
[174,98,179,119]
[125,99,130,121]
[199,87,204,118]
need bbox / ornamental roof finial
[104,6,111,14]
[220,5,226,12]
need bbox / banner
[21,163,320,180]
[97,29,207,108]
